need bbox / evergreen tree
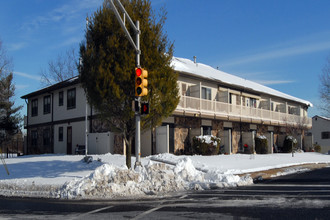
[79,0,179,168]
[0,40,22,146]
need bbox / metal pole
[135,20,141,168]
[85,17,89,156]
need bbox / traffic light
[141,102,149,115]
[135,67,148,96]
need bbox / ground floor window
[58,127,63,142]
[31,130,38,147]
[43,128,50,146]
[202,126,212,135]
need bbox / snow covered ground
[0,152,329,199]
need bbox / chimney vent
[193,56,197,64]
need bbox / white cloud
[253,80,294,85]
[14,71,41,82]
[222,40,330,67]
[15,84,30,90]
[8,42,27,51]
[227,71,295,86]
[21,0,102,33]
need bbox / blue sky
[1,0,329,117]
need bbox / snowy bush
[255,135,268,154]
[282,136,297,153]
[192,135,221,155]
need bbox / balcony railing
[176,96,312,127]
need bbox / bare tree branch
[40,47,78,86]
[319,56,330,117]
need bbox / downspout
[24,99,29,155]
[51,93,54,153]
[90,106,93,133]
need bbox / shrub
[255,135,268,154]
[282,136,297,153]
[243,144,251,154]
[314,144,321,153]
[192,135,221,155]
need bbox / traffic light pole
[135,20,142,168]
[109,0,141,168]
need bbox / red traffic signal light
[135,67,148,96]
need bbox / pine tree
[79,0,179,168]
[0,40,22,146]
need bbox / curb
[240,163,330,183]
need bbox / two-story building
[311,115,330,154]
[21,57,313,155]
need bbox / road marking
[71,205,113,219]
[132,205,165,220]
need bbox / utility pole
[109,0,142,168]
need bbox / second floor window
[250,98,257,108]
[43,95,51,114]
[288,106,296,115]
[59,91,63,106]
[202,87,211,100]
[31,99,38,117]
[67,88,76,109]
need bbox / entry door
[156,125,169,154]
[67,127,72,154]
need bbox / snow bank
[57,157,252,199]
[1,152,329,199]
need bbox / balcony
[174,96,312,128]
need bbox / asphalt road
[0,167,330,220]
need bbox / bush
[192,135,221,155]
[255,135,268,154]
[314,144,321,153]
[282,136,297,153]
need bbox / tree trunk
[124,135,132,169]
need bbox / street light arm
[108,0,139,52]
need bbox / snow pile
[257,135,267,139]
[194,135,220,146]
[57,157,252,199]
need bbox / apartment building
[311,116,330,153]
[21,57,313,155]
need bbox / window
[43,128,50,146]
[58,127,63,142]
[202,87,211,100]
[321,132,330,139]
[67,88,76,109]
[31,130,38,147]
[182,83,186,96]
[43,95,51,114]
[250,98,257,108]
[288,106,295,115]
[59,91,63,106]
[31,99,38,117]
[202,126,212,135]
